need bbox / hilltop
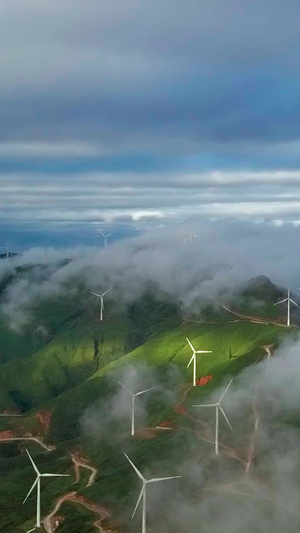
[0,275,298,532]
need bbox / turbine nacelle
[192,379,233,455]
[274,287,300,326]
[124,453,182,529]
[23,449,70,528]
[186,337,212,386]
[89,288,112,320]
[118,382,155,435]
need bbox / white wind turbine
[23,449,70,531]
[192,378,233,456]
[43,243,48,261]
[118,381,155,435]
[274,287,300,326]
[99,231,112,247]
[186,337,212,387]
[89,288,112,321]
[124,453,181,533]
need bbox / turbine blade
[41,473,70,477]
[192,403,216,408]
[219,378,233,403]
[89,291,102,298]
[135,387,156,396]
[195,350,212,354]
[274,298,288,305]
[106,234,112,237]
[99,232,105,238]
[124,453,145,481]
[148,476,182,483]
[187,354,194,368]
[118,381,133,395]
[23,478,38,503]
[186,337,195,352]
[219,405,233,431]
[132,485,145,519]
[290,299,300,308]
[26,449,40,475]
[101,288,112,297]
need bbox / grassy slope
[0,283,296,532]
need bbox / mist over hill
[1,223,300,532]
[1,220,300,332]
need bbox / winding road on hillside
[245,344,273,474]
[70,451,98,487]
[213,299,288,327]
[0,413,23,417]
[42,457,119,533]
[42,492,115,533]
[0,436,55,451]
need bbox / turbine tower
[186,337,212,386]
[23,449,70,530]
[99,231,112,248]
[89,288,112,321]
[274,287,300,326]
[124,453,181,533]
[3,243,10,259]
[118,381,155,435]
[192,379,233,456]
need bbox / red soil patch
[0,430,14,439]
[35,411,52,434]
[135,428,157,439]
[175,405,187,415]
[196,375,213,386]
[68,493,111,516]
[157,421,176,429]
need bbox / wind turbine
[274,287,300,326]
[23,449,70,530]
[186,337,212,386]
[192,378,233,456]
[89,288,112,321]
[99,231,112,248]
[118,381,155,435]
[3,243,10,259]
[124,453,181,533]
[43,243,48,261]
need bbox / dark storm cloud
[1,0,300,148]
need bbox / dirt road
[70,452,98,487]
[0,436,55,451]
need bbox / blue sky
[1,0,300,248]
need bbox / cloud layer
[1,1,300,240]
[1,220,300,330]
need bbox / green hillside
[0,278,298,532]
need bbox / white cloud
[1,170,300,228]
